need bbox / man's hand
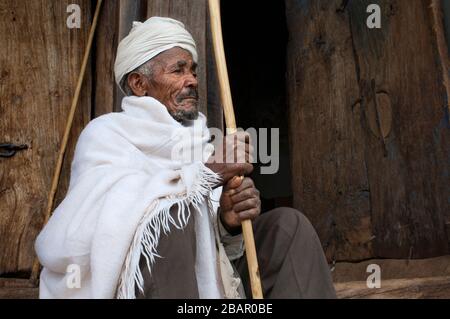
[219,177,261,235]
[205,131,254,185]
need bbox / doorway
[221,0,291,212]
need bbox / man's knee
[260,207,317,238]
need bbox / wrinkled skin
[127,47,260,234]
[219,177,261,235]
[127,47,199,122]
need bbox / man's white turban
[114,16,198,91]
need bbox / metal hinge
[0,143,28,158]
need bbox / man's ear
[127,73,148,97]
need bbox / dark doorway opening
[221,1,291,212]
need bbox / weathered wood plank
[118,0,147,40]
[332,255,450,283]
[0,0,92,276]
[94,0,119,117]
[335,276,450,299]
[54,1,93,211]
[0,287,38,299]
[0,278,35,289]
[95,0,147,116]
[0,278,37,298]
[112,0,148,112]
[286,0,373,261]
[430,0,450,231]
[348,0,450,258]
[286,0,450,261]
[205,4,223,130]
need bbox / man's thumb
[224,176,243,194]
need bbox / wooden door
[0,0,92,297]
[286,0,450,261]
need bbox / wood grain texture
[0,279,38,299]
[205,4,223,130]
[0,0,91,276]
[112,0,148,112]
[94,0,148,116]
[286,0,373,261]
[118,0,147,40]
[94,0,119,117]
[286,0,450,261]
[335,276,450,299]
[429,0,450,232]
[332,255,450,283]
[348,0,450,258]
[52,0,93,226]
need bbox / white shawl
[35,96,242,299]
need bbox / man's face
[140,47,199,121]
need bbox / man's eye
[173,69,182,74]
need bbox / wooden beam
[333,255,450,283]
[0,279,38,299]
[335,276,450,299]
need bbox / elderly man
[35,17,336,299]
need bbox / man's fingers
[228,175,243,189]
[233,177,254,193]
[233,196,260,213]
[230,186,259,203]
[237,208,260,222]
[223,175,243,195]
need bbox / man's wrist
[219,210,242,236]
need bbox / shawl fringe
[116,163,221,299]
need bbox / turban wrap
[114,16,198,92]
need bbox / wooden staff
[30,0,104,284]
[208,0,263,299]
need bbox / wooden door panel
[286,0,450,261]
[286,0,373,261]
[348,0,450,258]
[0,0,91,276]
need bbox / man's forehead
[155,47,194,65]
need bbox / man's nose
[184,73,198,88]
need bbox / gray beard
[170,108,199,122]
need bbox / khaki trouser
[137,207,337,299]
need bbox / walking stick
[30,0,104,284]
[208,0,263,299]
